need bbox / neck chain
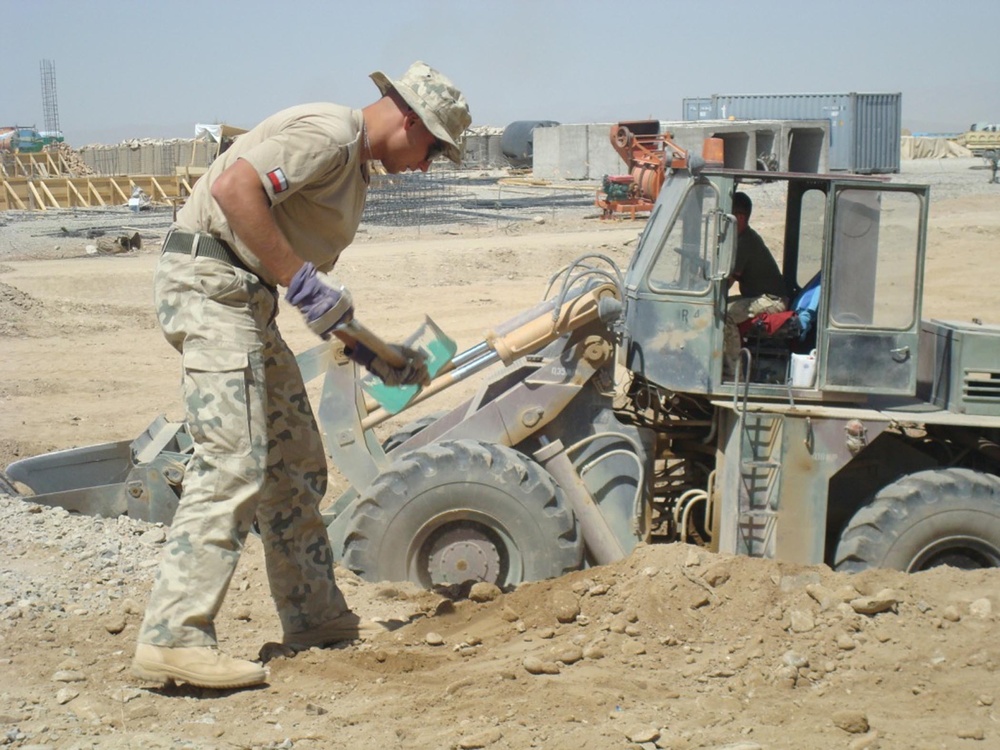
[363,123,371,162]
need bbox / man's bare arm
[210,158,303,287]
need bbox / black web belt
[162,230,251,272]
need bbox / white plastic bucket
[790,350,817,388]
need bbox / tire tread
[342,439,582,585]
[834,468,1000,572]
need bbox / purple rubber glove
[346,342,431,387]
[285,262,354,338]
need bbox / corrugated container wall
[681,93,901,173]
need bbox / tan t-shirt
[175,103,368,286]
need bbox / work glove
[347,342,432,388]
[285,262,354,338]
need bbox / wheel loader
[7,129,1000,590]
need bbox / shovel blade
[360,316,456,414]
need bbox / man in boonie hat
[369,60,472,169]
[132,62,470,691]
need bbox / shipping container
[682,97,714,123]
[681,92,901,173]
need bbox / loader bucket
[4,415,191,524]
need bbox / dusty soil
[1,159,999,749]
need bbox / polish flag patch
[266,168,289,193]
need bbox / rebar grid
[362,171,594,227]
[40,60,60,135]
[362,171,466,226]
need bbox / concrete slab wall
[462,134,508,169]
[535,122,635,180]
[534,124,593,180]
[587,123,627,179]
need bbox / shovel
[335,316,457,415]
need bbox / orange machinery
[595,120,721,219]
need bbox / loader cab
[621,168,930,401]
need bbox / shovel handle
[336,319,408,368]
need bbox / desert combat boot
[132,644,267,689]
[281,610,406,651]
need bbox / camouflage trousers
[723,294,787,375]
[138,252,347,648]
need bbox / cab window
[796,188,826,288]
[647,182,718,294]
[829,189,920,330]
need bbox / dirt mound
[0,494,997,749]
[0,280,40,336]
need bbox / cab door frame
[622,173,735,394]
[816,181,929,395]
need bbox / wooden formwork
[0,174,188,211]
[0,151,70,179]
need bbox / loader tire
[341,439,583,589]
[380,411,447,454]
[834,468,1000,573]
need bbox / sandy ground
[0,158,999,749]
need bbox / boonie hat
[370,61,471,165]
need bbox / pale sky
[4,0,995,145]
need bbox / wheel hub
[425,524,502,586]
[908,535,1000,572]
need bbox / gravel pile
[894,156,998,201]
[2,490,996,749]
[0,499,160,630]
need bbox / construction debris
[86,232,143,256]
[49,142,95,177]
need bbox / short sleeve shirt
[732,227,787,299]
[175,103,368,286]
